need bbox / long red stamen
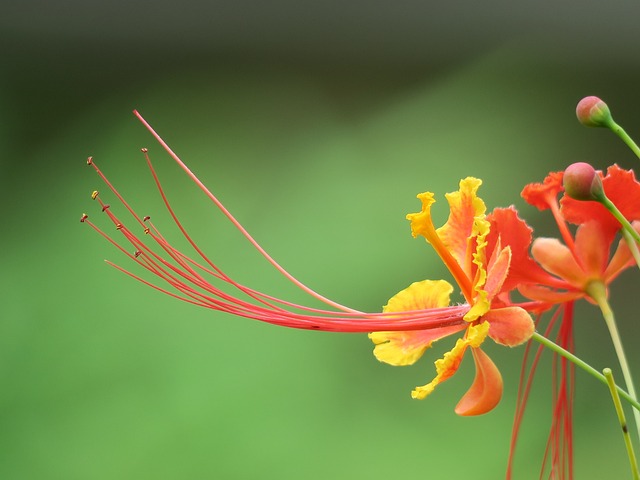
[507,308,561,479]
[539,302,574,480]
[83,155,474,332]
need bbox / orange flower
[369,178,534,415]
[82,112,539,416]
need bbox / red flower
[518,165,640,304]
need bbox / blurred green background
[2,1,640,478]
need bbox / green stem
[587,281,640,444]
[531,332,640,412]
[604,368,640,480]
[622,228,640,273]
[598,195,640,246]
[608,119,640,160]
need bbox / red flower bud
[563,162,604,201]
[576,96,612,128]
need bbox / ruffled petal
[411,322,489,400]
[370,280,462,366]
[464,216,491,322]
[521,171,564,210]
[484,307,535,346]
[455,347,503,416]
[531,237,585,287]
[436,177,486,269]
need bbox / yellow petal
[406,192,474,302]
[369,325,466,366]
[383,279,454,313]
[370,280,459,366]
[411,337,468,399]
[411,322,489,400]
[464,216,491,322]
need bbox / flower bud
[563,162,604,201]
[576,96,612,128]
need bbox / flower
[517,165,640,304]
[82,111,537,417]
[368,178,534,415]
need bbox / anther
[116,223,123,230]
[141,148,148,153]
[101,204,111,212]
[91,190,99,200]
[144,227,150,234]
[134,250,142,258]
[86,156,93,165]
[80,213,88,223]
[143,216,151,222]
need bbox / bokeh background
[2,1,640,478]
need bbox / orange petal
[518,284,584,304]
[436,177,486,269]
[531,237,585,287]
[455,347,503,416]
[573,220,611,279]
[484,307,534,346]
[484,245,511,301]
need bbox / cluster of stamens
[80,131,470,333]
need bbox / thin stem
[622,228,640,273]
[598,195,640,245]
[604,368,639,480]
[587,281,640,444]
[531,332,640,412]
[608,119,640,160]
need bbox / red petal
[455,347,503,416]
[487,207,560,292]
[521,172,564,211]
